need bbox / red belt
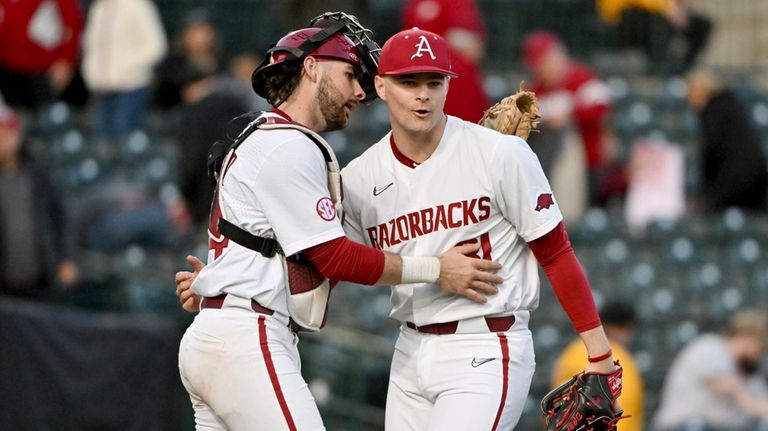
[201,294,302,332]
[406,315,516,335]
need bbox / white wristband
[401,256,440,284]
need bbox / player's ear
[374,75,386,101]
[303,56,319,82]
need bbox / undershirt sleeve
[528,222,601,332]
[304,236,385,285]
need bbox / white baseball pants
[178,295,324,431]
[385,312,535,431]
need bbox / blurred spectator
[523,31,627,208]
[221,52,271,112]
[175,62,250,230]
[402,0,490,122]
[154,8,224,110]
[228,52,259,87]
[0,0,83,108]
[552,301,645,431]
[78,177,182,253]
[652,308,768,430]
[81,0,167,142]
[596,0,712,74]
[686,69,767,212]
[624,137,685,235]
[0,105,79,299]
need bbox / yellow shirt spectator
[551,339,644,431]
[596,0,671,24]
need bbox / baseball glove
[478,85,541,140]
[541,363,625,431]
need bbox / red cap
[523,31,561,69]
[0,105,19,129]
[378,27,458,77]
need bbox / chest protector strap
[210,114,340,332]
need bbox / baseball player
[338,28,621,430]
[176,14,503,431]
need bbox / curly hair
[260,61,304,107]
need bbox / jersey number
[455,232,492,260]
[208,154,238,259]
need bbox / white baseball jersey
[192,111,345,315]
[341,115,563,326]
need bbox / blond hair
[728,308,768,342]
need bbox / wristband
[401,256,440,284]
[588,349,612,363]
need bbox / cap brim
[380,66,458,78]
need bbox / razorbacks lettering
[366,196,491,249]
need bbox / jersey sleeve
[223,135,345,256]
[492,136,563,242]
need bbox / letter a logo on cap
[411,35,437,60]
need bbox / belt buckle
[484,315,516,333]
[436,322,457,335]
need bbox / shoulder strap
[207,115,266,186]
[258,119,342,207]
[258,117,338,166]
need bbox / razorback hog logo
[534,193,555,212]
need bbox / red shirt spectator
[524,31,612,169]
[402,0,490,122]
[0,0,82,73]
[524,31,627,206]
[0,0,83,107]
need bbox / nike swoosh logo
[471,357,496,368]
[373,182,394,196]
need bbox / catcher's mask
[252,11,381,105]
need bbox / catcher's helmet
[252,12,380,105]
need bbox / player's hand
[437,243,502,303]
[175,255,205,313]
[585,357,624,415]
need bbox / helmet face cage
[310,12,381,104]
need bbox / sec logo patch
[316,197,336,221]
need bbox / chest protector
[208,114,340,332]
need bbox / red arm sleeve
[304,236,385,285]
[528,222,601,332]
